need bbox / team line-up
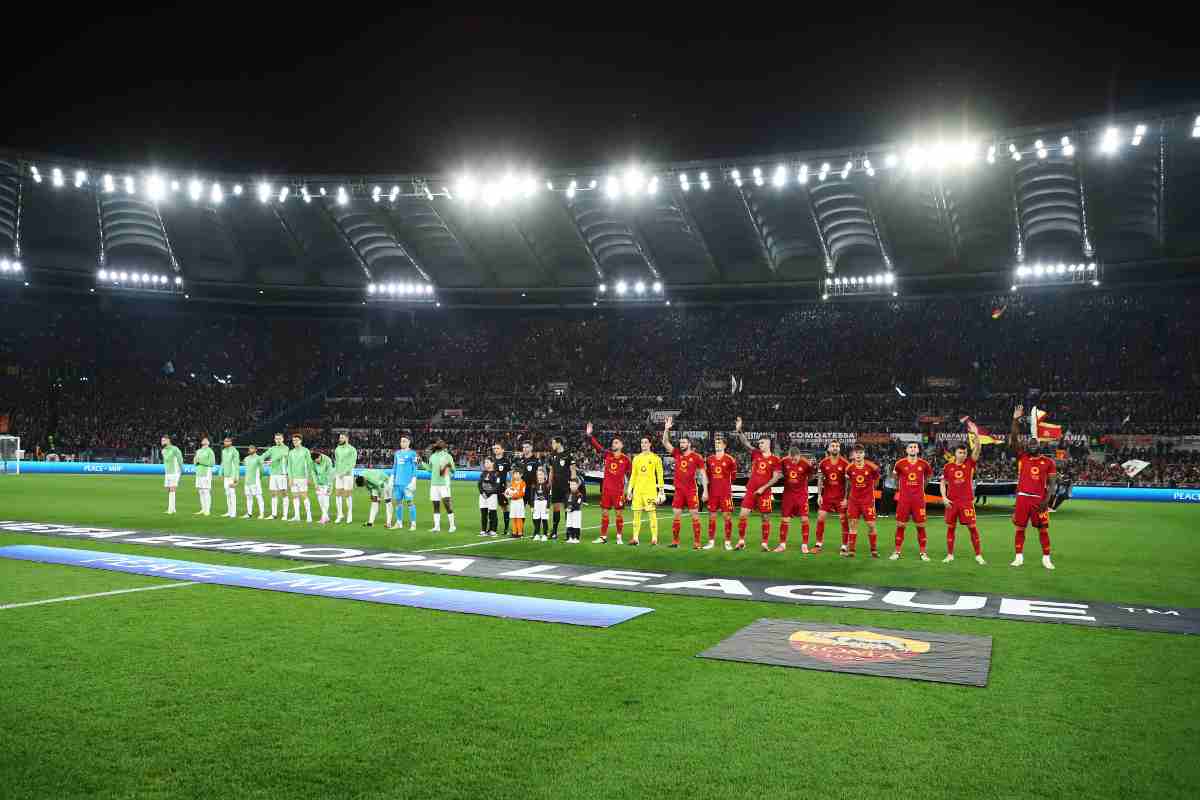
[155,405,1060,570]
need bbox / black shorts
[550,485,569,504]
[497,493,509,508]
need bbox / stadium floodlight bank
[822,272,897,300]
[0,436,21,475]
[95,269,185,295]
[1012,261,1101,290]
[366,281,437,304]
[0,258,25,282]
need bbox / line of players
[583,408,1058,569]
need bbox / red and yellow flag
[1030,406,1063,441]
[958,416,1002,448]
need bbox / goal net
[0,435,21,475]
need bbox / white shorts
[566,509,582,529]
[224,477,237,490]
[195,474,212,490]
[317,485,330,497]
[164,473,181,489]
[335,475,354,491]
[533,499,549,520]
[244,481,262,497]
[430,484,452,502]
[269,475,288,492]
[480,494,498,511]
[289,478,308,494]
[509,498,525,519]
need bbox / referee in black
[517,440,541,528]
[547,436,576,541]
[491,442,512,535]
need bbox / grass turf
[1,475,1199,799]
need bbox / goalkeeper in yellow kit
[626,435,665,546]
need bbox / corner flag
[1029,406,1063,441]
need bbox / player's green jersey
[262,444,290,477]
[333,443,357,477]
[360,469,388,492]
[428,450,455,487]
[221,446,240,479]
[242,454,263,483]
[313,454,333,487]
[193,446,215,476]
[161,445,183,475]
[286,446,315,482]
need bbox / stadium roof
[3,104,1200,307]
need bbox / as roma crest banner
[697,619,992,686]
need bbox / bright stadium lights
[301,186,311,204]
[367,283,377,295]
[51,167,64,188]
[174,276,183,285]
[523,176,537,199]
[1193,115,1200,137]
[171,180,180,193]
[931,141,951,169]
[1132,124,1146,146]
[1017,266,1030,278]
[103,174,115,193]
[1062,136,1075,157]
[773,165,787,187]
[257,182,271,204]
[624,167,645,195]
[752,166,764,187]
[124,176,136,195]
[390,186,400,202]
[546,180,554,191]
[652,280,662,293]
[987,144,996,164]
[279,186,290,203]
[482,181,500,207]
[372,186,382,203]
[320,187,327,197]
[97,269,107,280]
[210,183,224,204]
[615,280,627,295]
[598,283,607,293]
[30,165,42,183]
[233,184,243,196]
[1011,285,1018,292]
[456,175,478,204]
[189,178,203,202]
[679,172,691,191]
[1034,265,1045,276]
[588,179,598,190]
[1101,126,1120,155]
[700,171,711,191]
[731,169,742,187]
[500,173,520,201]
[863,158,875,177]
[905,147,924,171]
[955,140,976,166]
[798,164,809,184]
[566,179,577,199]
[840,161,852,180]
[819,162,830,181]
[1088,262,1096,271]
[884,153,898,168]
[146,175,166,202]
[647,175,658,195]
[336,186,348,206]
[1036,139,1047,159]
[634,280,646,294]
[1092,279,1100,287]
[74,170,87,188]
[605,175,621,199]
[118,271,128,281]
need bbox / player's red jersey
[780,456,815,494]
[943,457,977,505]
[818,456,850,500]
[1016,453,1056,500]
[893,458,934,499]
[589,436,632,493]
[746,450,782,491]
[706,453,736,492]
[672,448,705,492]
[846,460,881,502]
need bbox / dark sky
[5,10,1198,175]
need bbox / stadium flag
[731,374,737,394]
[1122,459,1151,478]
[958,416,1002,447]
[1029,406,1063,441]
[991,305,1006,319]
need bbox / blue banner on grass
[0,545,652,627]
[1070,486,1200,503]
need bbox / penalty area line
[0,563,324,610]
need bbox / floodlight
[103,174,115,193]
[598,283,607,293]
[731,169,742,187]
[210,183,223,204]
[372,186,382,203]
[146,175,166,202]
[175,276,182,285]
[616,280,627,295]
[98,269,107,280]
[566,179,577,199]
[798,164,809,183]
[336,186,348,206]
[124,176,135,194]
[233,184,243,196]
[652,281,662,293]
[258,182,271,203]
[279,186,289,203]
[885,153,898,168]
[74,170,87,187]
[680,173,690,191]
[647,175,658,195]
[186,178,201,201]
[605,175,620,199]
[30,166,42,183]
[51,167,63,187]
[390,186,400,201]
[1034,265,1044,276]
[1088,262,1096,271]
[1017,266,1029,278]
[1101,127,1119,154]
[772,165,786,187]
[634,280,646,294]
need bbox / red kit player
[705,437,738,550]
[662,416,708,549]
[844,444,882,557]
[889,442,935,561]
[586,422,632,544]
[816,441,851,554]
[1008,405,1058,569]
[941,424,985,565]
[778,445,815,554]
[733,416,782,551]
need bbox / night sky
[5,11,1198,176]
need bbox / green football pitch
[2,475,1199,799]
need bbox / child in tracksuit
[565,477,586,543]
[478,458,502,537]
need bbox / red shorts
[707,493,733,513]
[672,487,700,510]
[895,496,927,524]
[1013,495,1049,529]
[781,492,808,518]
[819,495,845,514]
[600,488,627,510]
[846,496,877,521]
[740,488,773,513]
[944,502,977,526]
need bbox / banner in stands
[697,620,992,686]
[443,409,464,418]
[0,545,652,628]
[648,410,681,423]
[680,431,710,443]
[891,433,923,443]
[788,432,857,444]
[936,433,968,444]
[924,377,961,389]
[857,433,893,445]
[1102,434,1157,448]
[3,521,1197,635]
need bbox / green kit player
[160,435,183,514]
[314,450,334,524]
[193,436,215,516]
[262,433,291,520]
[355,468,394,528]
[427,439,457,533]
[285,434,317,523]
[241,445,266,519]
[220,436,241,518]
[333,433,358,524]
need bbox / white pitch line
[0,563,324,610]
[412,511,677,552]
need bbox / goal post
[0,435,20,475]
